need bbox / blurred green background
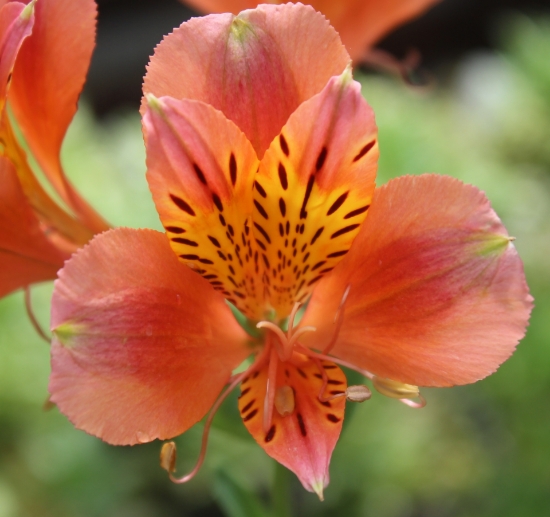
[1,8,550,517]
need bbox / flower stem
[272,462,292,517]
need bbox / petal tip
[311,478,326,501]
[21,0,36,20]
[145,92,163,112]
[51,321,86,348]
[340,62,354,85]
[230,14,252,40]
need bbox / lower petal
[50,228,251,445]
[302,175,533,387]
[239,351,346,498]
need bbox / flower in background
[0,0,109,299]
[48,3,532,499]
[179,0,441,63]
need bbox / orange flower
[48,4,532,498]
[180,0,441,62]
[0,0,108,298]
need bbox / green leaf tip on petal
[475,233,515,257]
[339,62,354,87]
[52,321,87,348]
[21,0,37,21]
[145,93,163,113]
[230,16,255,42]
[311,479,325,502]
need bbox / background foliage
[1,10,549,517]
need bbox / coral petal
[0,156,64,297]
[253,70,378,318]
[49,228,250,445]
[9,0,108,232]
[143,3,350,156]
[302,175,533,387]
[144,96,264,319]
[239,353,345,495]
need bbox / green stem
[272,462,292,517]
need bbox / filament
[167,348,269,484]
[399,394,426,409]
[287,302,302,335]
[322,284,350,354]
[24,286,50,344]
[296,344,374,380]
[263,344,279,433]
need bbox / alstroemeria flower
[0,0,108,299]
[48,4,532,499]
[179,0,441,63]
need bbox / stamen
[287,302,302,335]
[165,366,252,484]
[323,385,372,402]
[263,345,279,433]
[296,345,374,380]
[344,385,371,402]
[160,441,177,473]
[310,356,330,402]
[399,394,426,409]
[322,285,350,354]
[372,376,426,409]
[274,385,295,416]
[24,286,50,344]
[372,376,420,399]
[287,326,316,348]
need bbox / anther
[372,376,420,399]
[274,385,295,416]
[163,367,254,484]
[160,441,177,473]
[323,385,371,402]
[345,385,371,402]
[372,376,426,408]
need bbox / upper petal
[49,228,250,445]
[179,0,441,61]
[143,95,264,319]
[8,0,108,233]
[301,175,533,387]
[252,69,378,319]
[143,2,350,157]
[0,156,65,297]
